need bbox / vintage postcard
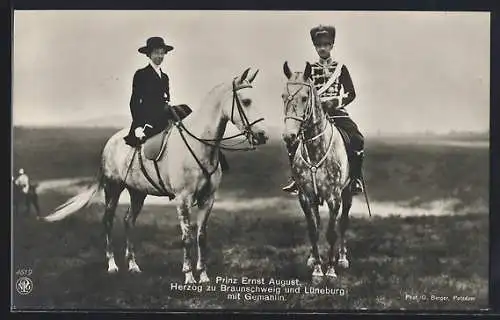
[11,10,490,312]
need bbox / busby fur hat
[310,25,336,45]
[138,36,174,55]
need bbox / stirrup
[282,180,295,189]
[282,180,298,194]
[351,179,364,194]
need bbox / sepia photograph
[12,10,490,311]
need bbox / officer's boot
[350,150,364,195]
[282,141,300,194]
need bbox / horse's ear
[238,67,251,84]
[248,69,259,83]
[303,62,312,81]
[283,61,292,79]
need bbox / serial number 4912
[15,268,33,277]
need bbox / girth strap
[153,161,169,193]
[137,148,172,197]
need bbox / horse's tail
[43,166,105,222]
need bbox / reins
[129,78,264,199]
[152,78,265,182]
[171,79,264,152]
[283,78,373,217]
[284,80,335,199]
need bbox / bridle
[129,75,266,202]
[173,78,265,152]
[283,81,317,128]
[283,79,336,197]
[169,77,265,178]
[283,80,329,143]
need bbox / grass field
[11,127,489,311]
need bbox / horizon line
[12,124,489,137]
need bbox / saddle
[124,104,192,148]
[328,118,357,177]
[142,120,231,171]
[141,104,194,160]
[331,121,352,154]
[142,121,174,161]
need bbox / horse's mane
[203,82,228,105]
[207,82,226,95]
[190,81,235,117]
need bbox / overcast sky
[13,10,490,135]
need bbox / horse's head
[281,61,318,145]
[223,67,268,146]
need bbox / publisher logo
[16,277,33,295]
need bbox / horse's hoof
[129,267,141,274]
[107,259,119,274]
[199,271,210,283]
[128,261,142,274]
[307,256,316,268]
[184,272,197,284]
[311,274,323,285]
[337,258,350,269]
[107,265,119,274]
[312,264,324,277]
[325,266,337,279]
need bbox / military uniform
[283,25,365,194]
[311,57,364,153]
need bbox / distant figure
[15,168,29,193]
[13,168,40,218]
[282,25,365,195]
[122,36,229,171]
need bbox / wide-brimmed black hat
[138,37,174,54]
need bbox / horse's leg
[102,179,124,274]
[337,189,353,269]
[325,195,342,278]
[298,192,323,278]
[196,195,215,283]
[177,194,196,284]
[24,193,30,215]
[32,193,41,218]
[124,188,147,274]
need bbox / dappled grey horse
[281,62,353,280]
[44,68,268,284]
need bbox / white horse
[44,68,268,284]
